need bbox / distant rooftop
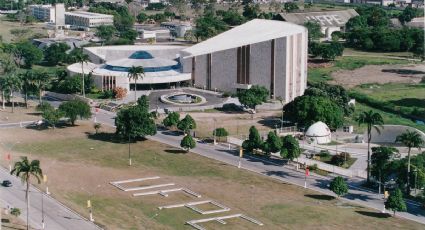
[182,19,306,57]
[277,9,359,27]
[65,11,113,18]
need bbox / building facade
[29,4,55,22]
[180,19,308,102]
[65,11,113,28]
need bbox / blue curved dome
[129,51,154,59]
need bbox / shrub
[113,87,127,100]
[319,150,331,158]
[222,92,231,98]
[10,208,21,217]
[102,90,114,99]
[309,163,318,171]
[331,152,351,166]
[421,76,425,84]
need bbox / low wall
[370,125,425,144]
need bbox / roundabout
[160,92,207,106]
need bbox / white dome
[305,122,332,144]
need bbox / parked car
[2,180,12,187]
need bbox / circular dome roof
[306,121,331,137]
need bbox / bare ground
[330,63,425,88]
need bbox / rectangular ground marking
[110,176,161,191]
[125,183,175,192]
[186,214,264,230]
[133,187,202,198]
[158,200,212,210]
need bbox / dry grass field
[0,122,423,230]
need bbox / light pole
[213,118,217,145]
[41,190,45,229]
[128,134,132,166]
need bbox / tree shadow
[390,98,425,108]
[305,194,335,201]
[381,69,425,75]
[26,112,42,116]
[355,210,391,219]
[164,149,187,154]
[86,132,125,144]
[161,130,183,136]
[257,116,282,129]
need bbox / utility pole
[128,134,132,166]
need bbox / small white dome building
[306,121,332,144]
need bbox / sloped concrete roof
[181,19,306,57]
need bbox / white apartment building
[29,4,55,22]
[65,11,113,28]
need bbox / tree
[2,74,22,113]
[396,130,424,193]
[68,49,89,98]
[11,42,43,68]
[120,29,138,43]
[284,2,298,13]
[262,131,282,155]
[356,110,384,183]
[42,108,63,129]
[177,114,197,134]
[58,99,91,126]
[137,12,148,23]
[385,188,407,216]
[221,9,245,26]
[281,135,300,161]
[10,207,21,217]
[237,85,269,110]
[242,4,261,20]
[329,176,348,197]
[29,69,51,104]
[304,21,323,43]
[214,127,229,142]
[127,66,144,102]
[19,71,35,108]
[269,0,282,13]
[163,112,180,128]
[283,96,344,129]
[10,156,43,230]
[44,43,70,65]
[242,126,263,153]
[180,134,196,152]
[371,146,397,191]
[94,122,102,134]
[399,6,419,25]
[194,13,227,41]
[115,101,157,139]
[96,25,116,45]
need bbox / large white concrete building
[29,3,65,24]
[67,19,308,103]
[65,11,113,28]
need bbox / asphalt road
[0,168,101,230]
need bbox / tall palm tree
[396,130,424,193]
[0,51,17,110]
[356,110,384,183]
[20,70,34,109]
[127,66,144,102]
[71,49,89,98]
[3,74,22,113]
[30,70,51,104]
[10,156,43,230]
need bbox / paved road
[0,168,101,230]
[94,109,425,225]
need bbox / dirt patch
[330,63,425,88]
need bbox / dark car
[2,180,12,187]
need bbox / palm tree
[396,130,424,193]
[127,66,144,102]
[356,110,384,183]
[30,70,51,104]
[0,51,17,110]
[10,156,43,230]
[71,49,89,98]
[3,74,22,113]
[20,70,34,109]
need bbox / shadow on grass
[355,211,391,219]
[164,149,187,154]
[86,132,147,144]
[382,69,425,75]
[25,122,73,131]
[390,98,425,108]
[304,194,335,201]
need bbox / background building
[65,11,113,28]
[276,9,358,39]
[180,19,308,103]
[160,22,192,38]
[29,4,56,22]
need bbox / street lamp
[128,134,132,166]
[213,118,217,145]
